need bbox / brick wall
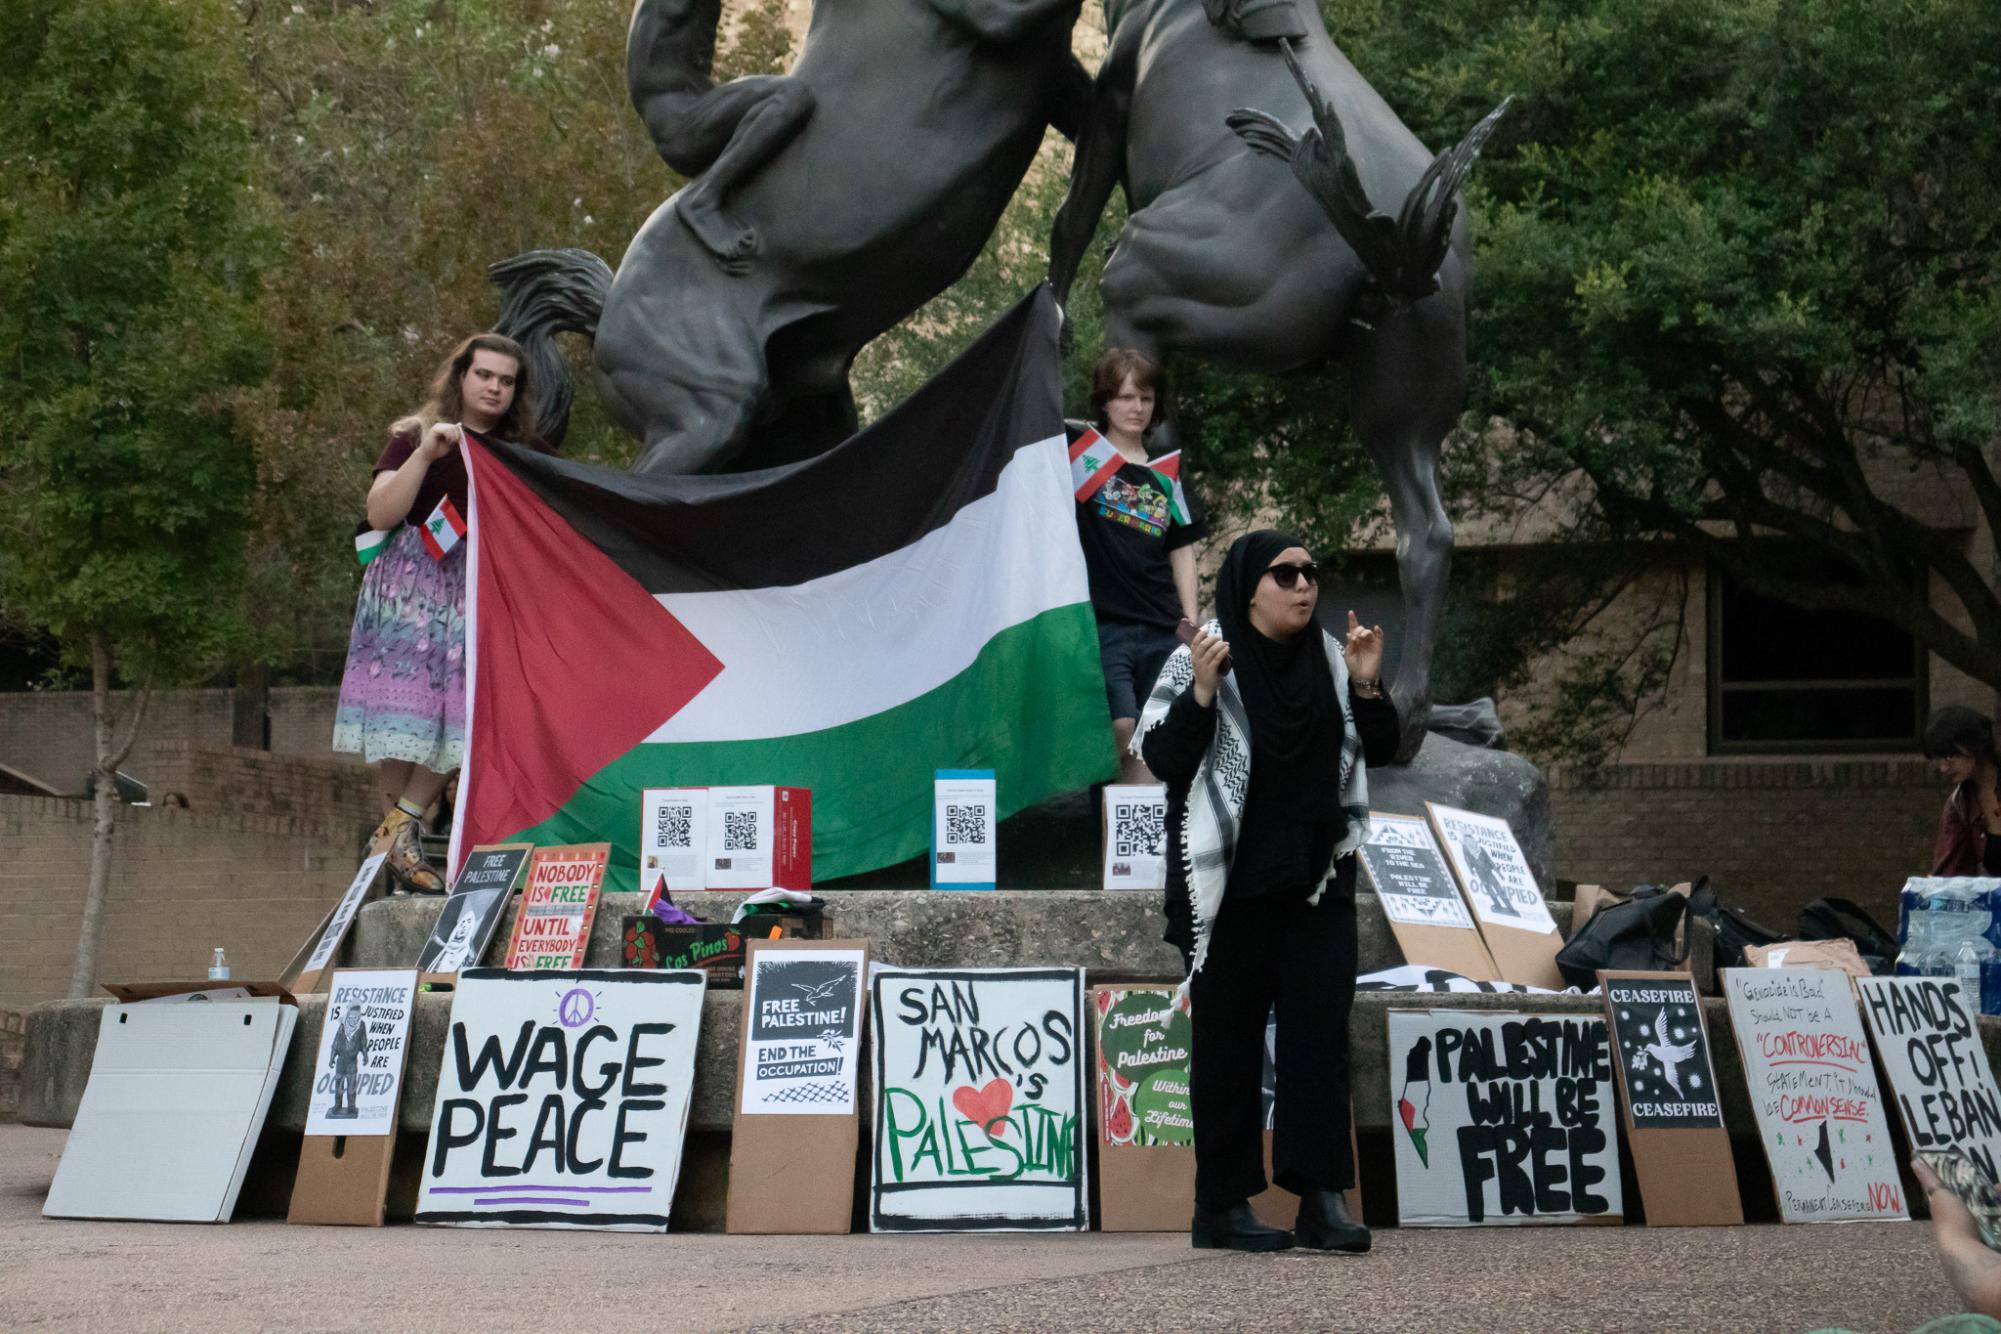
[0,1009,23,1121]
[1548,758,1941,933]
[0,686,346,794]
[0,795,368,1015]
[148,742,378,829]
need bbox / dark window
[1707,552,1926,752]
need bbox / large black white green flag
[452,287,1113,886]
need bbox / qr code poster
[641,787,708,898]
[932,770,997,890]
[1101,785,1168,891]
[704,786,812,891]
[740,947,867,1115]
[1426,803,1557,936]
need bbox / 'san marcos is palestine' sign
[870,966,1087,1232]
[415,969,705,1231]
[1388,1011,1623,1226]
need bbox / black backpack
[1798,896,1900,975]
[1684,878,1784,970]
[1555,886,1690,989]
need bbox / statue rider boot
[1191,1200,1295,1253]
[1294,1186,1371,1253]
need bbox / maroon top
[1933,783,1989,875]
[374,426,555,528]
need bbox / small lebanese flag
[1069,427,1123,502]
[1148,450,1192,525]
[420,496,466,560]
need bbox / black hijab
[1214,529,1343,825]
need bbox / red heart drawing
[952,1078,1014,1138]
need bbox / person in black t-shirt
[1074,349,1207,783]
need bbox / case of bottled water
[1898,876,2001,1014]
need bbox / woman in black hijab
[1137,530,1399,1253]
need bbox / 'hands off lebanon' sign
[415,969,705,1231]
[870,966,1087,1232]
[1387,1010,1623,1226]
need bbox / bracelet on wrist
[1351,676,1384,699]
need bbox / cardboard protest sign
[1101,785,1168,891]
[414,968,706,1231]
[1427,804,1563,990]
[727,940,872,1234]
[641,786,708,898]
[288,853,388,993]
[1725,968,1909,1223]
[418,842,531,986]
[1858,976,2001,1180]
[1599,972,1743,1227]
[503,843,608,970]
[46,997,298,1222]
[1359,812,1498,983]
[1094,986,1194,1230]
[1386,1010,1623,1226]
[290,969,420,1227]
[706,785,811,891]
[870,966,1088,1231]
[933,770,997,890]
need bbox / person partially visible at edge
[331,333,554,894]
[1913,1157,2001,1324]
[1073,348,1205,785]
[1926,706,2001,876]
[1136,530,1397,1254]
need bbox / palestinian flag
[450,286,1115,888]
[1068,427,1121,502]
[1148,450,1191,526]
[354,523,389,567]
[1397,1034,1433,1168]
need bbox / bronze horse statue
[495,0,1088,471]
[1048,0,1506,757]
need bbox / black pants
[1189,860,1358,1208]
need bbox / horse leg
[1347,270,1469,761]
[597,302,770,475]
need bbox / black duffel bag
[1684,878,1784,970]
[1555,886,1690,989]
[1798,896,1900,974]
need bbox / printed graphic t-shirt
[1075,455,1206,629]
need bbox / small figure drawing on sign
[327,1004,371,1119]
[1462,839,1517,919]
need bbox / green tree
[0,0,275,995]
[1326,0,2001,724]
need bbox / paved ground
[0,1125,1965,1333]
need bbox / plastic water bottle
[1896,899,1932,976]
[208,947,230,982]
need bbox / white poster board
[932,770,997,889]
[740,947,866,1115]
[641,787,708,896]
[1102,785,1168,891]
[1426,805,1555,935]
[414,968,706,1231]
[1386,1010,1623,1226]
[1725,968,1909,1223]
[304,969,418,1137]
[870,966,1088,1232]
[45,1000,297,1222]
[299,853,388,981]
[1858,976,2001,1181]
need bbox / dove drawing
[1636,1008,1699,1097]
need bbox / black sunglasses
[1264,561,1320,589]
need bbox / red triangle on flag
[457,440,723,869]
[1148,449,1181,479]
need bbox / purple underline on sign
[429,1186,653,1194]
[473,1197,593,1207]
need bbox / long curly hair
[390,332,542,446]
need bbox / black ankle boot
[1295,1187,1371,1252]
[1191,1200,1295,1252]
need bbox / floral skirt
[332,525,467,773]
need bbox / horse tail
[487,248,614,448]
[1384,96,1512,303]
